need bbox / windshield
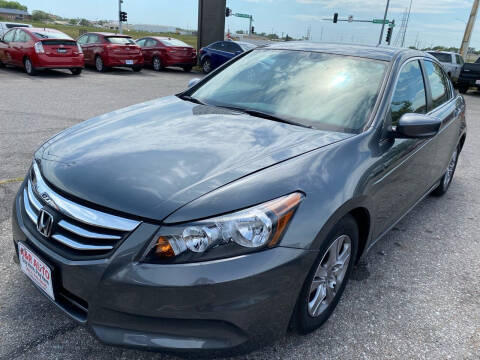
[190,50,387,133]
[429,52,452,63]
[33,31,72,40]
[106,36,135,45]
[161,38,190,47]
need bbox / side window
[14,29,28,42]
[210,42,224,51]
[424,60,450,109]
[88,34,100,44]
[456,54,464,66]
[3,29,16,42]
[223,42,240,53]
[77,35,88,45]
[136,38,146,47]
[146,39,157,47]
[390,60,427,126]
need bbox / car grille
[22,162,141,259]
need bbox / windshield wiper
[218,106,314,129]
[177,94,206,105]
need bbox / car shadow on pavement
[0,65,79,79]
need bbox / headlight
[143,192,304,263]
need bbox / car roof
[87,32,132,37]
[427,50,458,55]
[260,42,425,62]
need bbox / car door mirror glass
[395,113,441,139]
[188,78,201,88]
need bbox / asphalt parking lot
[0,66,479,360]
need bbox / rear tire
[458,85,469,94]
[95,56,108,72]
[24,57,37,76]
[201,57,211,74]
[152,56,163,71]
[0,59,5,68]
[183,66,192,73]
[70,68,82,75]
[431,147,459,197]
[292,215,358,334]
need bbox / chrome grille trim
[52,234,114,251]
[23,188,37,224]
[27,181,42,211]
[32,162,140,232]
[57,220,122,240]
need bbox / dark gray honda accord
[12,43,466,354]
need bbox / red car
[135,36,196,72]
[77,32,143,72]
[0,27,84,76]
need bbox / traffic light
[251,26,255,34]
[333,13,338,23]
[385,26,393,44]
[225,7,232,17]
[119,11,127,22]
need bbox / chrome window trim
[32,162,141,232]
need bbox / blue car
[199,40,256,73]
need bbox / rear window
[160,38,190,47]
[429,53,452,63]
[33,31,72,40]
[106,36,135,45]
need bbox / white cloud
[295,0,471,14]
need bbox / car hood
[36,96,352,221]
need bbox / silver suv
[427,51,464,83]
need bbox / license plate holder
[125,60,134,65]
[57,48,67,54]
[18,242,55,300]
[475,80,480,85]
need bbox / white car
[427,51,464,83]
[0,22,31,37]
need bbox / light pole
[119,0,123,34]
[460,0,479,58]
[378,0,390,45]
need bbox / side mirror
[187,78,201,88]
[395,113,442,139]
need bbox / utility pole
[118,0,123,34]
[460,0,479,58]
[378,0,390,45]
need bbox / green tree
[79,18,90,26]
[32,10,53,21]
[0,1,27,11]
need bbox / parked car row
[0,27,199,76]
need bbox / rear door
[77,34,91,63]
[454,54,464,81]
[142,38,157,63]
[11,29,30,65]
[2,29,17,65]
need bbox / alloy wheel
[443,149,458,188]
[25,59,32,74]
[96,57,103,72]
[308,235,352,317]
[153,57,161,71]
[203,59,211,73]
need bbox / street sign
[235,13,251,18]
[373,19,389,24]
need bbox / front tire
[292,215,358,334]
[70,68,82,75]
[431,147,459,197]
[183,65,192,73]
[24,57,37,76]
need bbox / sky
[16,0,480,49]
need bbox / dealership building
[0,8,31,21]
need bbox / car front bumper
[11,181,315,353]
